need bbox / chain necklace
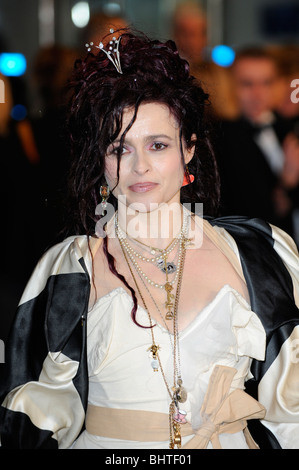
[122,247,179,337]
[115,207,188,273]
[116,207,188,256]
[118,235,179,276]
[117,225,181,260]
[115,209,190,320]
[116,213,189,449]
[122,244,187,408]
[116,224,185,391]
[116,227,184,288]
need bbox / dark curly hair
[66,29,220,235]
[65,29,221,326]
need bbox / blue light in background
[0,53,27,76]
[11,104,27,121]
[211,45,235,67]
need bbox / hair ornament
[85,29,123,74]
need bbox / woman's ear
[184,133,197,165]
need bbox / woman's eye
[109,145,127,156]
[152,142,167,151]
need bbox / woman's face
[104,102,195,212]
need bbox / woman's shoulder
[204,215,299,306]
[18,235,103,307]
[38,234,103,268]
[205,215,298,261]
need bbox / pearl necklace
[115,208,188,279]
[117,224,181,260]
[115,209,189,289]
[115,210,190,320]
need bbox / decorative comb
[85,29,123,74]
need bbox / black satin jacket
[0,216,298,449]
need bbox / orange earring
[182,166,195,187]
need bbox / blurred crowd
[172,2,299,244]
[1,3,299,339]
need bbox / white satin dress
[71,282,266,449]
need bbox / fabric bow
[183,365,266,449]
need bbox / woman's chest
[92,235,249,334]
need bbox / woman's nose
[132,150,150,174]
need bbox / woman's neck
[116,202,186,251]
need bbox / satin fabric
[0,213,298,448]
[73,282,265,449]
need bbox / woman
[0,30,299,450]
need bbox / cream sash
[85,365,266,449]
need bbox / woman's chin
[117,196,163,214]
[127,202,160,213]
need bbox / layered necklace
[116,207,189,320]
[115,207,191,449]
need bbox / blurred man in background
[172,1,238,120]
[218,47,299,244]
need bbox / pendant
[175,386,188,404]
[164,282,175,320]
[173,422,182,448]
[147,344,160,372]
[173,408,187,424]
[151,358,159,372]
[169,401,183,449]
[156,259,177,274]
[174,378,188,403]
[165,311,174,320]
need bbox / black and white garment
[0,216,298,449]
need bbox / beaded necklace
[115,209,189,320]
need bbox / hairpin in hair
[85,29,123,74]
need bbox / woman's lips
[128,182,158,193]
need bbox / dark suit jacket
[217,114,296,235]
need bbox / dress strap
[89,235,103,258]
[202,218,246,284]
